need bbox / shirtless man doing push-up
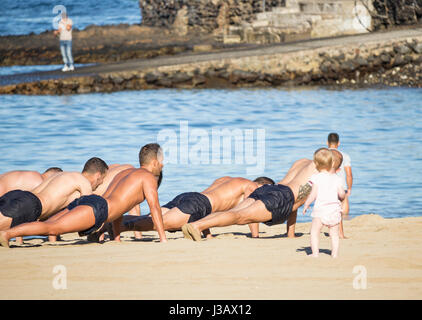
[0,158,107,232]
[0,144,167,248]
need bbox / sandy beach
[0,213,421,300]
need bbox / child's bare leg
[329,224,340,258]
[310,218,323,257]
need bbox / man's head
[313,147,333,172]
[82,157,109,190]
[139,143,164,177]
[327,132,340,148]
[330,149,343,171]
[253,177,275,186]
[42,167,63,180]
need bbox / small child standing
[303,148,345,258]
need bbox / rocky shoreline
[1,32,421,95]
[0,24,223,67]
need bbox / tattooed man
[182,148,342,241]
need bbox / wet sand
[0,214,421,300]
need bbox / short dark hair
[44,167,63,174]
[253,177,275,185]
[139,143,162,166]
[327,132,340,145]
[82,157,108,174]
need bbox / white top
[309,172,343,226]
[58,18,73,41]
[329,148,351,190]
[337,150,351,190]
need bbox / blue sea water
[0,0,141,36]
[1,87,421,224]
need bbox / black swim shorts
[0,190,43,227]
[162,192,212,223]
[248,184,294,226]
[67,195,108,236]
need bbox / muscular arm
[144,177,167,243]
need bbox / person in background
[0,167,63,244]
[327,132,353,239]
[54,11,74,72]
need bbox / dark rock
[404,54,413,64]
[412,43,422,54]
[392,54,405,66]
[320,60,331,73]
[144,72,161,84]
[340,60,357,72]
[156,77,173,87]
[171,72,192,83]
[110,76,124,85]
[394,44,411,55]
[217,71,230,80]
[231,69,259,83]
[192,75,206,86]
[380,53,391,64]
[354,56,368,67]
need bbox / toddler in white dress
[303,148,345,258]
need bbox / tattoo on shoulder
[297,183,312,201]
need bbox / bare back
[94,164,134,196]
[33,172,93,219]
[278,159,312,185]
[201,177,257,212]
[104,168,158,222]
[0,171,43,196]
[279,161,317,211]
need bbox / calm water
[1,87,421,223]
[0,0,141,36]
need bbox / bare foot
[181,225,192,240]
[205,233,214,239]
[308,254,318,258]
[15,236,23,245]
[182,224,202,241]
[339,235,348,239]
[0,232,10,248]
[134,231,142,240]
